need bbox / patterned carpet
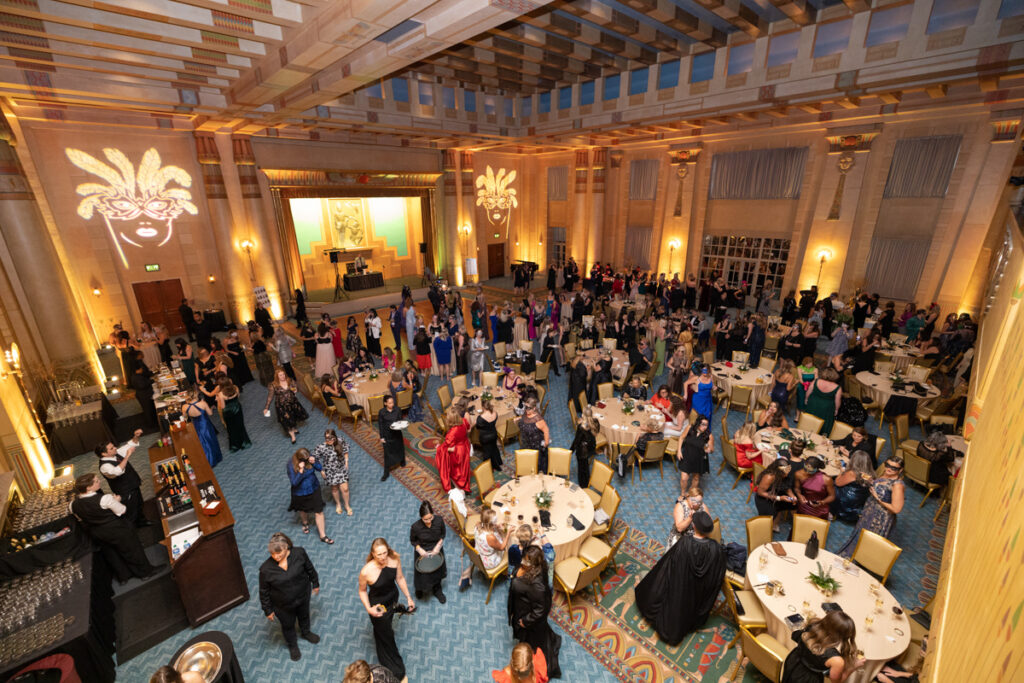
[74,330,946,682]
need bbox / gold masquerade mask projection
[65,147,198,268]
[475,166,517,239]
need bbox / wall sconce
[239,239,257,281]
[816,248,833,286]
[538,240,543,246]
[0,345,19,380]
[668,238,681,272]
[92,287,102,296]
[459,224,472,237]
[515,240,519,246]
[208,274,216,283]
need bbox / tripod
[332,261,349,302]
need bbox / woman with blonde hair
[570,407,600,487]
[358,538,414,681]
[474,508,509,571]
[491,642,548,683]
[781,610,864,682]
[732,421,760,468]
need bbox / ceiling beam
[768,0,816,26]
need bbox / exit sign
[493,233,499,238]
[145,264,160,272]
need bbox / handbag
[805,530,820,559]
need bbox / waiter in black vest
[69,473,157,583]
[96,430,150,527]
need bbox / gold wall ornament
[826,151,856,221]
[65,147,198,268]
[475,165,518,239]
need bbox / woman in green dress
[653,319,667,377]
[172,338,195,388]
[217,377,251,451]
[802,366,842,436]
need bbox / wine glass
[864,615,874,630]
[758,553,768,570]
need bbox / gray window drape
[708,147,808,199]
[628,159,660,200]
[547,166,568,201]
[883,135,961,198]
[864,237,931,300]
[624,225,653,269]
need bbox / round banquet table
[754,427,843,477]
[855,371,941,408]
[878,343,922,373]
[341,371,392,412]
[491,474,595,563]
[581,348,630,381]
[458,386,519,422]
[592,397,665,446]
[745,541,910,683]
[710,361,774,406]
[608,299,642,320]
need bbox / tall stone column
[459,151,475,279]
[232,136,284,318]
[571,150,589,263]
[194,134,251,325]
[602,149,624,266]
[444,150,461,283]
[587,148,606,270]
[0,125,99,385]
[670,148,701,278]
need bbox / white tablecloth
[581,348,630,380]
[745,541,910,683]
[459,386,519,422]
[592,398,665,446]
[342,372,392,412]
[754,427,844,477]
[878,343,922,373]
[711,362,774,407]
[492,474,595,563]
[855,371,940,409]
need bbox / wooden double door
[132,279,187,334]
[487,243,505,279]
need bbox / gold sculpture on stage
[65,147,198,268]
[475,165,517,238]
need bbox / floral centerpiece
[739,363,750,372]
[807,562,841,597]
[622,398,635,415]
[534,481,553,510]
[481,389,493,402]
[794,436,816,453]
[368,369,379,381]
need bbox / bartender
[69,473,158,583]
[96,430,151,527]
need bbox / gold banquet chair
[722,579,766,645]
[630,439,668,482]
[592,485,621,536]
[745,515,773,554]
[602,337,618,351]
[902,448,941,507]
[718,438,753,490]
[790,513,830,546]
[597,382,614,399]
[334,397,364,426]
[553,553,608,614]
[496,418,519,455]
[547,447,572,477]
[585,461,613,508]
[367,394,386,423]
[460,535,508,604]
[396,387,413,413]
[437,384,452,410]
[731,351,750,365]
[450,499,480,543]
[829,421,854,441]
[850,529,902,584]
[472,461,500,507]
[724,385,754,421]
[494,342,507,359]
[514,449,538,477]
[481,371,499,388]
[795,412,824,434]
[450,374,468,394]
[578,525,628,574]
[738,626,788,682]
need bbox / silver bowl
[174,641,223,682]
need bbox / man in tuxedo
[178,298,195,341]
[96,430,150,527]
[129,355,157,429]
[193,311,212,349]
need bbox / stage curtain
[547,166,568,201]
[882,135,962,198]
[628,160,660,200]
[864,236,931,300]
[708,147,808,199]
[624,225,653,269]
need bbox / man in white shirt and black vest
[96,429,151,527]
[69,473,158,583]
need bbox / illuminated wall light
[65,147,198,269]
[92,288,102,296]
[208,274,216,283]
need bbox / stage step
[113,541,188,663]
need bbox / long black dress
[476,414,501,470]
[634,534,726,645]
[508,574,562,678]
[226,341,254,386]
[367,565,405,680]
[409,519,446,596]
[378,405,406,473]
[781,628,841,683]
[570,424,596,487]
[679,429,710,475]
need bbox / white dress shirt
[69,490,126,516]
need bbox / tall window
[866,3,913,46]
[521,96,531,117]
[691,51,715,83]
[928,0,979,33]
[464,90,476,112]
[658,60,680,89]
[580,80,595,105]
[558,86,573,109]
[814,18,852,58]
[366,81,383,99]
[538,91,551,113]
[767,32,800,67]
[699,236,791,292]
[548,226,566,268]
[603,73,620,100]
[391,78,409,102]
[484,95,496,115]
[441,87,455,109]
[728,43,755,75]
[628,67,649,95]
[417,81,433,106]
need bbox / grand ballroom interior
[0,0,1021,681]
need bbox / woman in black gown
[782,610,863,683]
[475,399,501,470]
[676,415,713,493]
[508,546,562,679]
[409,501,447,604]
[378,394,405,481]
[570,409,599,487]
[358,538,415,681]
[225,331,254,387]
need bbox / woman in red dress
[732,422,762,468]
[436,406,471,492]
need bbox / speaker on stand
[419,242,431,286]
[325,249,349,301]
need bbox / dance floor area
[83,335,946,682]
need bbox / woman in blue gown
[687,364,715,419]
[184,389,223,467]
